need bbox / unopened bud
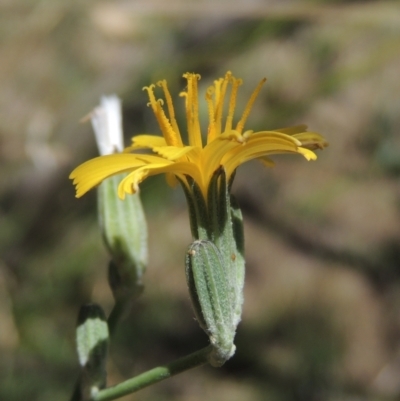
[98,174,147,301]
[186,240,236,367]
[76,304,109,399]
[88,95,148,302]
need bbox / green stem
[93,345,212,401]
[106,300,128,337]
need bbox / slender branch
[93,345,213,401]
[106,300,128,337]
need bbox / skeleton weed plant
[69,72,328,401]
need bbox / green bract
[98,174,148,303]
[184,168,245,367]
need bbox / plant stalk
[93,345,212,401]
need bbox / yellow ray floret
[70,71,328,200]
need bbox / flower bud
[76,303,109,399]
[98,174,147,301]
[186,240,236,367]
[89,95,148,302]
[207,167,245,327]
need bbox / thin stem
[107,299,129,337]
[93,345,213,401]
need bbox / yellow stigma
[224,76,242,134]
[181,73,202,148]
[143,84,181,147]
[236,77,266,134]
[157,79,182,143]
[213,72,231,140]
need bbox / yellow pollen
[235,78,266,134]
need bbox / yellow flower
[70,71,327,200]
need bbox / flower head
[70,71,327,200]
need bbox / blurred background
[1,1,400,400]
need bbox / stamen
[206,86,216,143]
[143,83,179,147]
[224,76,242,134]
[191,74,202,148]
[157,80,182,144]
[183,73,202,148]
[213,78,223,106]
[156,102,181,147]
[142,85,158,113]
[235,78,266,134]
[182,74,192,146]
[214,71,232,137]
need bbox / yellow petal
[123,135,167,152]
[116,161,205,199]
[166,172,179,188]
[70,154,147,198]
[250,131,302,146]
[132,134,167,147]
[222,135,304,176]
[257,156,275,168]
[202,136,242,181]
[297,147,318,161]
[292,132,329,150]
[152,145,196,161]
[274,124,308,135]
